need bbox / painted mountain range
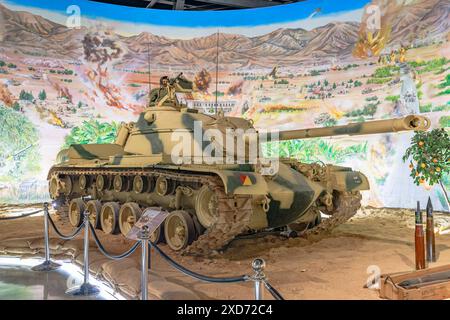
[0,0,448,70]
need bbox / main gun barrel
[278,115,430,141]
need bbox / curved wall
[0,0,448,209]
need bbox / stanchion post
[32,202,61,272]
[66,208,100,296]
[139,225,151,300]
[252,258,266,300]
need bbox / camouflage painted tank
[48,74,431,255]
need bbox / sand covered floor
[0,205,449,300]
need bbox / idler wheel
[79,174,90,190]
[68,198,85,227]
[119,202,142,236]
[49,175,72,199]
[86,200,102,229]
[96,175,110,192]
[133,176,148,194]
[113,175,129,192]
[164,210,196,251]
[49,175,60,199]
[100,202,121,235]
[156,176,175,196]
[195,185,219,228]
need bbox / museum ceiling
[91,0,306,11]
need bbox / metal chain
[263,280,285,300]
[47,213,84,240]
[149,241,249,283]
[89,222,140,260]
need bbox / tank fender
[327,170,370,192]
[211,170,268,196]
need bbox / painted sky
[1,0,370,38]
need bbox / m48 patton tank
[48,74,431,255]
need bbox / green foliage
[419,103,432,113]
[38,90,47,101]
[367,77,392,85]
[310,70,324,76]
[212,91,225,97]
[19,90,34,101]
[128,83,141,87]
[403,129,449,187]
[415,58,449,74]
[263,139,368,164]
[373,66,400,78]
[438,74,450,89]
[385,95,400,103]
[12,102,21,111]
[314,113,337,127]
[433,104,450,112]
[275,79,289,85]
[0,60,5,67]
[7,63,16,68]
[439,116,450,128]
[0,105,40,182]
[354,80,363,87]
[345,103,379,118]
[438,88,450,96]
[63,120,121,149]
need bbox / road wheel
[164,210,196,251]
[68,198,85,227]
[195,185,219,228]
[86,200,102,229]
[119,202,142,236]
[100,202,121,235]
[96,175,110,192]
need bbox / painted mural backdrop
[0,0,448,210]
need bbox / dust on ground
[0,206,449,300]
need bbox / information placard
[126,207,169,240]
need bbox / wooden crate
[380,264,450,300]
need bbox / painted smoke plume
[82,30,127,109]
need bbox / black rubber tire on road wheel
[150,225,165,244]
[164,210,196,251]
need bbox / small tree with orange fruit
[403,128,449,210]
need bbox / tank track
[48,167,253,255]
[184,187,252,256]
[304,191,362,236]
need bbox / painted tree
[403,128,450,210]
[0,105,40,181]
[63,120,120,149]
[38,89,47,101]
